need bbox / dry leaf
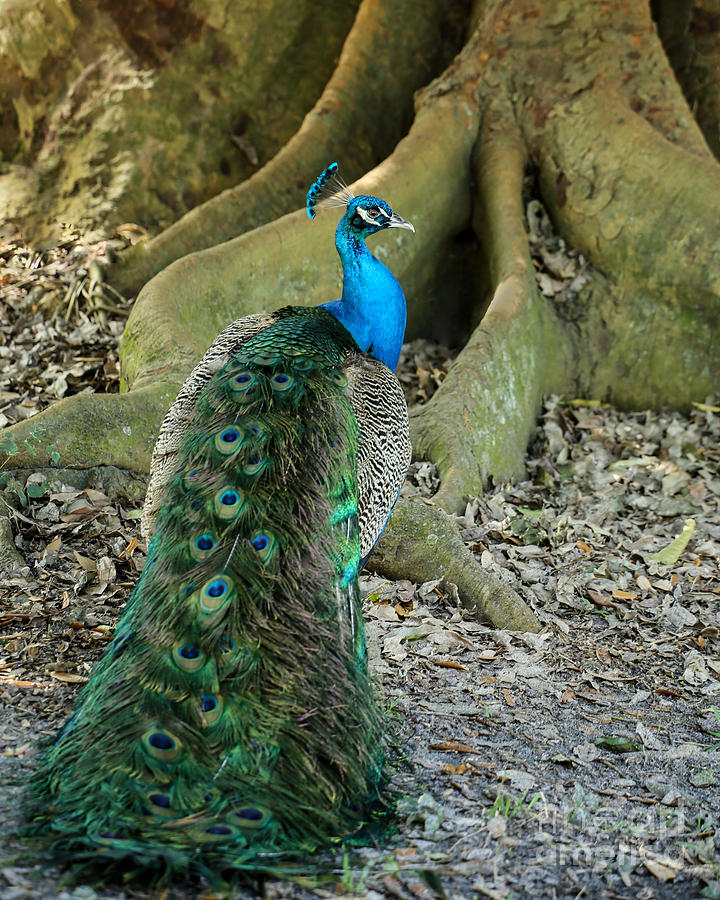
[649,519,695,565]
[72,551,96,572]
[587,588,616,608]
[50,671,88,683]
[641,851,681,882]
[430,741,479,754]
[487,814,507,839]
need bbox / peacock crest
[306,161,355,218]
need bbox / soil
[0,229,718,899]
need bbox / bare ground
[0,231,718,899]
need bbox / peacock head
[342,196,414,238]
[306,162,414,237]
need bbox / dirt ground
[0,230,718,899]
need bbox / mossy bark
[0,0,359,240]
[109,0,466,295]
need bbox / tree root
[410,117,573,513]
[4,0,720,636]
[371,499,540,633]
[0,385,176,471]
[110,0,461,296]
[0,516,28,577]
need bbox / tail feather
[24,310,385,880]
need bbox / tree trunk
[2,0,719,626]
[0,0,360,240]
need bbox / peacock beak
[387,213,415,233]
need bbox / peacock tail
[24,308,391,881]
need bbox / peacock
[24,163,414,883]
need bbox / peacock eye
[366,207,379,218]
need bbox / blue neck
[320,225,406,371]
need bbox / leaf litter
[0,233,718,898]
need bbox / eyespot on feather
[251,351,280,366]
[179,581,196,601]
[327,368,348,387]
[228,370,258,396]
[215,427,242,455]
[173,642,205,672]
[218,635,236,654]
[230,371,254,386]
[142,729,182,761]
[270,373,294,392]
[190,532,217,561]
[230,805,271,830]
[245,421,265,439]
[243,453,266,476]
[213,486,244,520]
[197,575,233,613]
[145,790,176,818]
[292,357,314,372]
[203,788,221,807]
[184,469,204,490]
[190,822,243,842]
[249,531,277,563]
[94,831,127,844]
[200,693,224,726]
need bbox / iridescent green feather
[24,308,386,882]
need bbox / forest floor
[0,230,719,900]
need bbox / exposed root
[0,385,176,471]
[371,499,540,633]
[411,120,572,513]
[109,0,461,296]
[0,516,28,576]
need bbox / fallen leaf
[641,851,681,882]
[487,814,506,839]
[72,551,96,572]
[592,736,643,753]
[49,671,88,683]
[430,741,479,754]
[648,519,695,565]
[587,589,616,608]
